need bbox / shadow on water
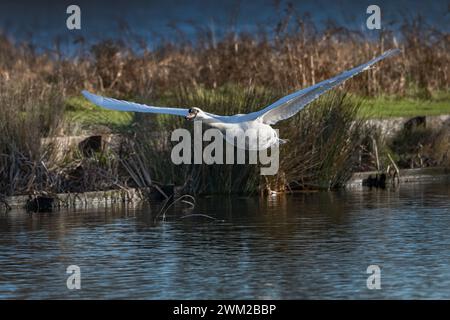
[0,183,449,299]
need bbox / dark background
[0,0,448,52]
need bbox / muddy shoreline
[2,167,449,211]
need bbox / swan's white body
[82,49,399,150]
[206,118,280,151]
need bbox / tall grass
[0,80,64,195]
[0,79,127,196]
[279,93,366,190]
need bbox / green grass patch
[65,89,450,132]
[359,92,450,118]
[64,96,134,130]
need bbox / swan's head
[185,107,206,121]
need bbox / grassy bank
[359,91,450,118]
[65,96,133,132]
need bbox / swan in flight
[82,49,399,150]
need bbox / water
[0,183,449,299]
[0,0,448,55]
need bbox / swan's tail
[278,138,289,145]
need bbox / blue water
[0,0,448,53]
[0,183,449,299]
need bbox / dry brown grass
[0,79,64,195]
[1,14,448,100]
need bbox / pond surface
[0,183,449,299]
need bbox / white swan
[82,49,399,150]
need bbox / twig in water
[178,214,221,221]
[155,194,196,222]
[0,196,11,213]
[387,152,400,186]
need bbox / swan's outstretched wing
[82,90,189,117]
[252,49,400,125]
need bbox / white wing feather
[253,49,400,125]
[82,90,189,117]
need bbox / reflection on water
[0,183,449,299]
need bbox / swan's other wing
[254,49,400,125]
[82,90,189,117]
